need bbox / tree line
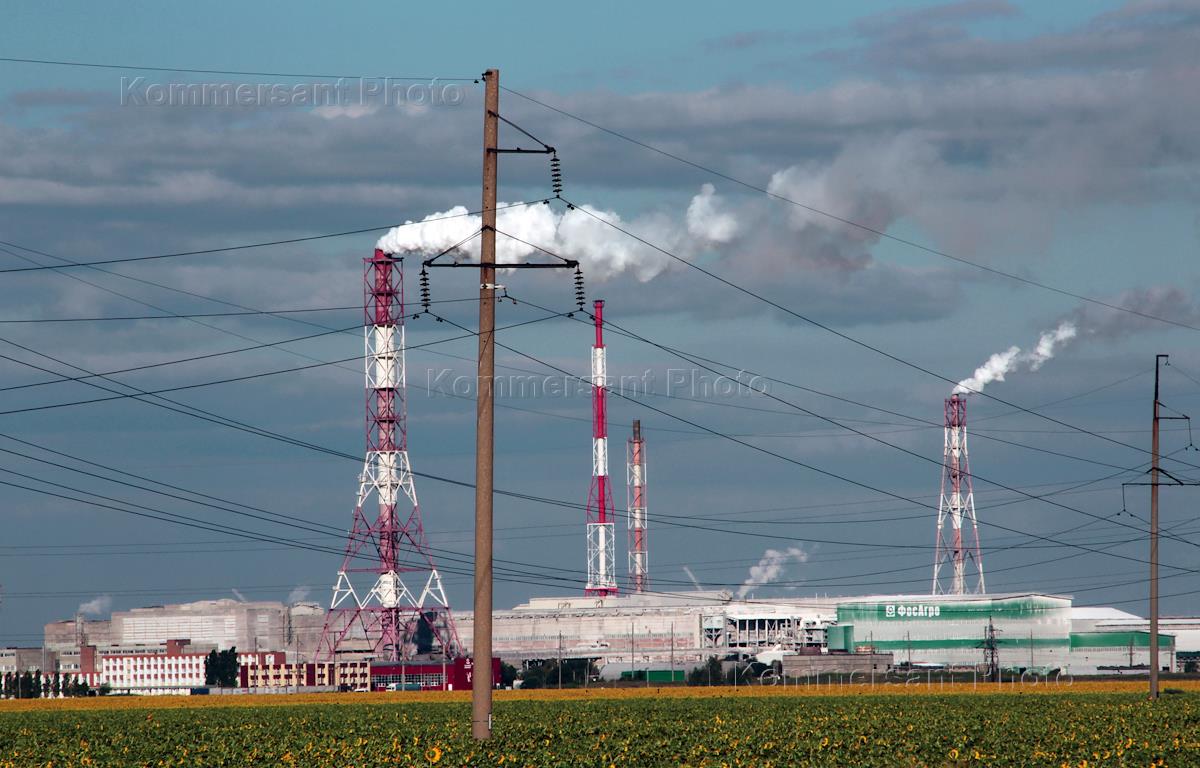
[1,670,108,698]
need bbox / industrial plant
[3,243,1196,697]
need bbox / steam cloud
[231,588,248,603]
[287,585,311,604]
[78,594,112,617]
[954,321,1077,394]
[736,546,808,599]
[375,185,737,281]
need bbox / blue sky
[1,0,1199,645]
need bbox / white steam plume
[953,321,1077,394]
[682,566,704,591]
[78,595,112,617]
[1027,322,1078,371]
[231,588,248,603]
[375,185,736,282]
[953,346,1022,395]
[736,546,808,599]
[287,585,311,604]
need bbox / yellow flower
[425,746,442,764]
[949,748,959,759]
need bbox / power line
[0,202,546,273]
[2,302,1180,578]
[498,275,1197,552]
[6,54,1190,332]
[425,308,1199,572]
[0,313,567,416]
[0,258,1180,595]
[0,298,477,324]
[553,197,1200,475]
[0,239,572,388]
[0,268,1180,588]
[0,56,477,82]
[0,324,357,395]
[503,87,1200,334]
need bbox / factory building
[239,658,500,692]
[71,640,282,695]
[453,591,837,674]
[452,591,1189,676]
[0,648,56,675]
[837,593,1073,670]
[43,600,327,660]
[37,592,1196,682]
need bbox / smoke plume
[287,585,311,604]
[953,321,1077,394]
[231,588,248,603]
[78,594,112,617]
[375,185,737,281]
[1065,286,1200,340]
[736,546,808,599]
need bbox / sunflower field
[2,690,1198,766]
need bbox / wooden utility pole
[471,67,499,741]
[1150,353,1164,700]
[1122,354,1197,700]
[417,65,575,737]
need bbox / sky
[1,0,1200,646]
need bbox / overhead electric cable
[552,198,1200,474]
[503,87,1200,333]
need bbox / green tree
[19,671,34,699]
[688,656,724,686]
[206,647,240,687]
[219,647,240,687]
[519,660,552,689]
[500,662,518,688]
[51,671,60,697]
[204,649,219,685]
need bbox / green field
[2,692,1198,766]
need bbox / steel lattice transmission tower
[932,393,985,595]
[585,300,618,596]
[316,249,461,661]
[627,419,648,593]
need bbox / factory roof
[1070,606,1141,621]
[835,592,1070,604]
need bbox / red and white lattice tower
[585,300,618,596]
[932,393,985,595]
[627,419,648,593]
[316,249,460,661]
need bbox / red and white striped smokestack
[627,419,648,593]
[585,300,618,596]
[932,393,985,595]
